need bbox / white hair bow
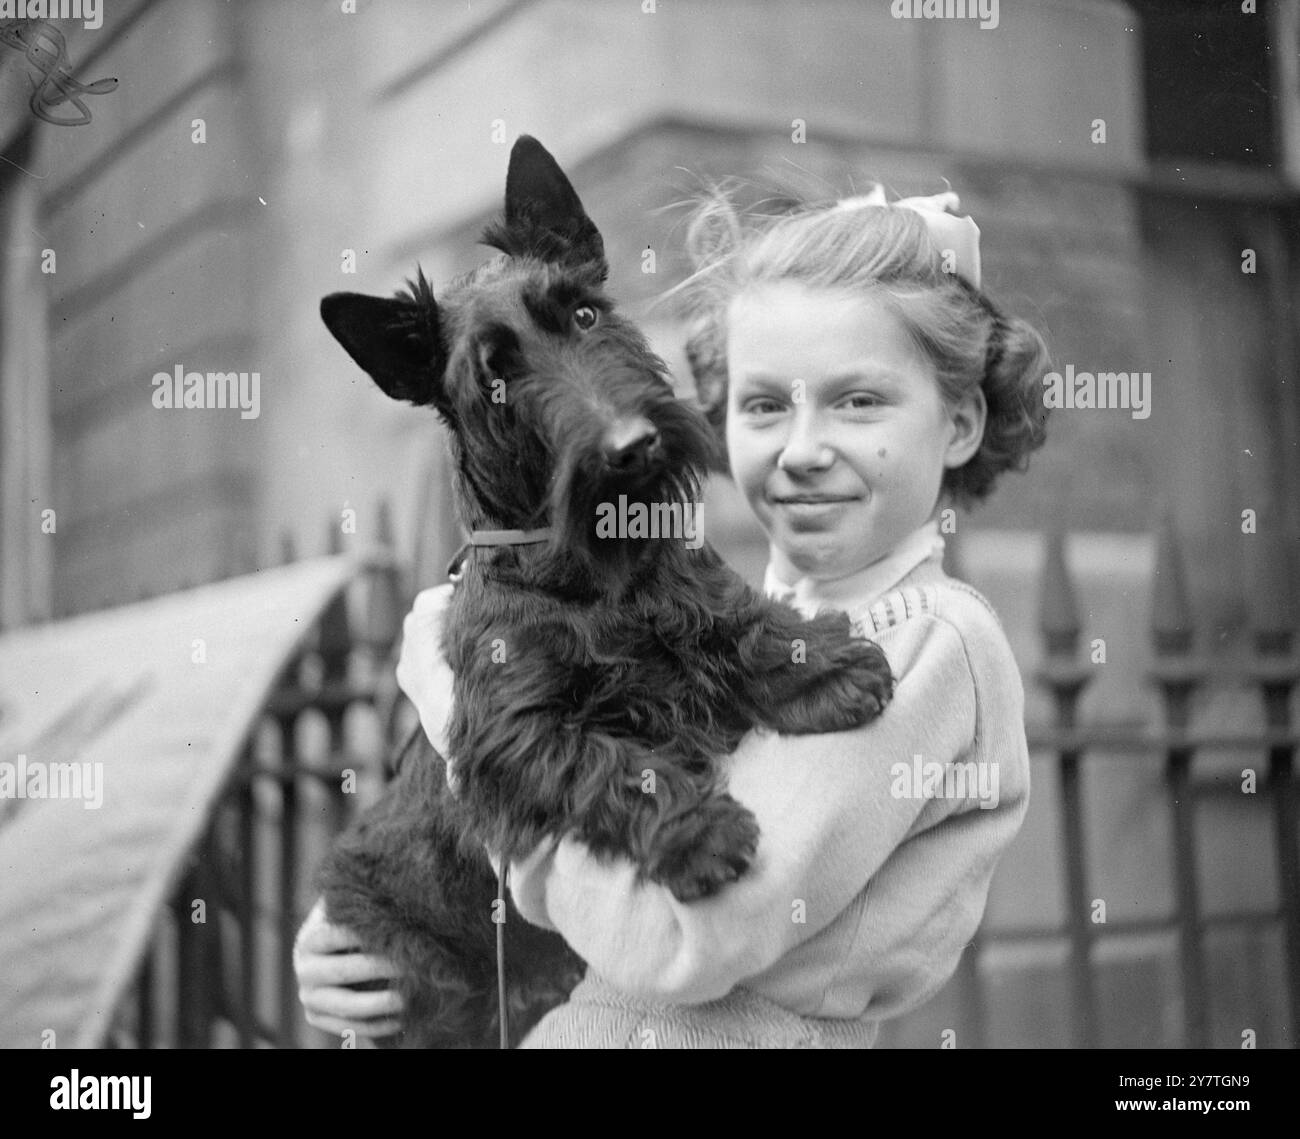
[834,186,981,289]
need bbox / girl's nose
[777,409,834,474]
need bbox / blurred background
[0,0,1297,1049]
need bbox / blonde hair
[665,187,1051,507]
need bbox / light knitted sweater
[491,520,1032,1031]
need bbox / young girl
[295,183,1050,1048]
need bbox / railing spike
[318,584,352,684]
[1246,518,1297,657]
[1038,519,1080,657]
[376,498,395,549]
[363,498,405,653]
[1152,511,1194,656]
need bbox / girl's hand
[395,583,456,757]
[293,897,404,1039]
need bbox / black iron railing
[105,509,1299,1048]
[105,506,409,1048]
[934,516,1298,1049]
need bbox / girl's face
[725,281,985,583]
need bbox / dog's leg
[456,690,761,903]
[722,597,894,735]
[670,549,893,735]
[317,735,580,1047]
[565,741,762,903]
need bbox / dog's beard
[450,387,718,581]
[547,404,712,571]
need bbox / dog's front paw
[643,794,760,902]
[827,637,894,723]
[770,638,894,733]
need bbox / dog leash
[440,526,551,1048]
[497,863,509,1049]
[392,723,515,1048]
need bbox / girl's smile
[725,281,985,584]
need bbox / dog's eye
[572,305,599,333]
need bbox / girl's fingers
[295,951,404,988]
[294,898,366,955]
[298,926,362,955]
[299,983,404,1021]
[409,582,454,617]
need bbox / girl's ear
[943,386,987,470]
[684,318,731,476]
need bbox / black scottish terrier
[316,136,894,1047]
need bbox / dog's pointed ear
[320,274,446,407]
[484,135,606,272]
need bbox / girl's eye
[744,398,783,415]
[572,305,599,332]
[845,393,882,410]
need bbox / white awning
[0,556,359,1047]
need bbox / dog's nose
[603,419,662,474]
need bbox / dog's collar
[469,527,553,547]
[446,527,553,582]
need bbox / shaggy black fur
[319,734,582,1047]
[316,136,894,1047]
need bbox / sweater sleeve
[504,614,980,1005]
